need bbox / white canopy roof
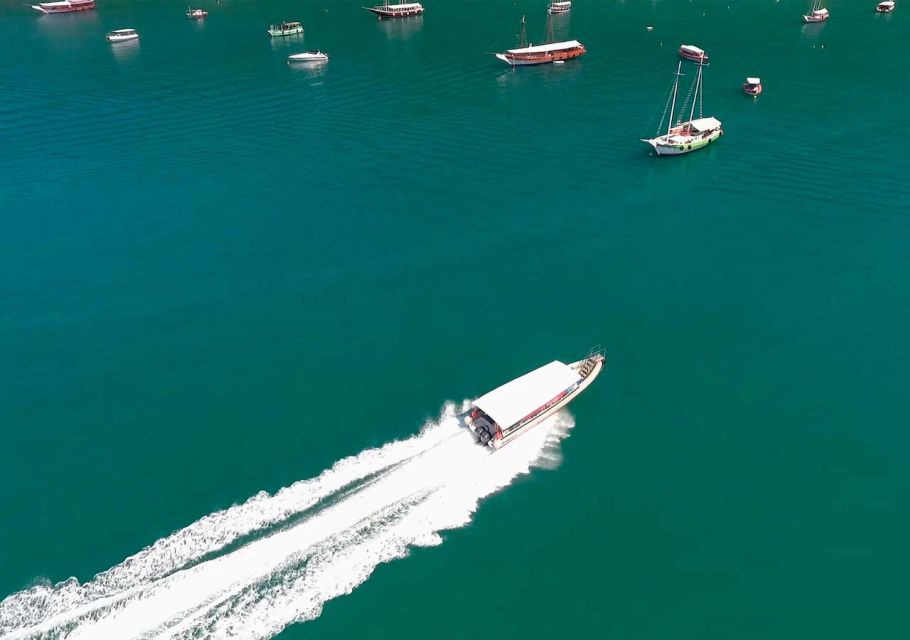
[507,40,583,55]
[680,44,705,55]
[689,116,722,132]
[746,77,761,84]
[472,361,580,428]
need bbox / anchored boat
[364,2,424,19]
[876,1,895,13]
[641,61,723,157]
[268,21,304,37]
[495,15,586,67]
[31,0,95,14]
[548,1,572,15]
[463,348,605,450]
[288,51,329,63]
[803,1,830,22]
[678,44,709,63]
[106,29,140,43]
[743,76,762,96]
[186,7,207,19]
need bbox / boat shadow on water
[110,38,140,62]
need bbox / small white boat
[463,348,605,450]
[287,51,329,63]
[547,1,572,15]
[268,21,304,37]
[876,1,896,12]
[106,28,139,43]
[186,7,207,19]
[803,1,830,22]
[743,76,762,96]
[679,44,709,63]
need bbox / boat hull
[269,27,304,37]
[743,84,762,96]
[642,128,723,156]
[495,45,586,66]
[107,34,139,42]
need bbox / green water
[1,0,908,637]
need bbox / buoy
[646,25,654,31]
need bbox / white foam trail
[0,407,575,640]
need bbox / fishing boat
[678,44,709,63]
[268,21,304,37]
[641,61,723,157]
[495,15,586,67]
[288,51,329,63]
[548,1,572,15]
[364,2,424,19]
[743,76,762,96]
[463,348,605,450]
[106,28,139,43]
[876,1,896,12]
[31,0,95,14]
[803,1,830,22]
[186,7,208,19]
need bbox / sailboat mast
[688,62,702,123]
[667,61,682,136]
[518,15,528,48]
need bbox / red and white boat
[876,1,895,13]
[495,16,586,67]
[803,1,829,22]
[31,0,95,14]
[743,76,762,96]
[679,44,709,63]
[547,1,572,15]
[186,7,208,19]
[364,2,424,19]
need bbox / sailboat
[803,0,830,22]
[641,61,723,157]
[494,14,585,67]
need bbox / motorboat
[106,29,140,43]
[268,21,304,37]
[548,1,572,15]
[186,7,208,19]
[495,15,585,66]
[803,1,829,22]
[31,0,95,14]
[743,76,762,96]
[287,51,329,63]
[364,2,424,19]
[678,44,709,63]
[876,1,895,12]
[463,348,605,450]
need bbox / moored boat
[186,7,208,19]
[287,51,329,63]
[268,21,304,37]
[803,1,829,22]
[495,15,586,67]
[641,61,723,157]
[463,348,605,449]
[364,2,424,19]
[547,1,572,15]
[743,76,762,96]
[678,44,709,63]
[876,1,895,12]
[106,28,139,43]
[31,0,95,14]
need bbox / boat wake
[0,403,575,640]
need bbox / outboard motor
[475,427,492,446]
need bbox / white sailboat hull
[642,127,723,156]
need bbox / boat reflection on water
[110,37,140,62]
[376,13,423,40]
[270,32,304,50]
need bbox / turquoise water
[2,0,909,637]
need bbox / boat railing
[579,345,606,378]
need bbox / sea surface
[1,0,908,638]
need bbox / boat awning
[689,116,722,132]
[746,77,761,84]
[680,44,705,55]
[507,40,583,54]
[472,361,580,428]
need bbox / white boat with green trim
[268,21,303,37]
[641,61,722,157]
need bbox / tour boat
[743,76,762,96]
[268,21,304,37]
[186,7,208,19]
[287,51,329,63]
[106,29,139,43]
[678,44,709,63]
[364,2,424,19]
[876,1,895,13]
[463,348,605,450]
[547,1,572,15]
[641,61,723,157]
[803,1,829,22]
[31,0,95,14]
[495,15,586,67]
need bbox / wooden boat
[364,2,424,19]
[679,44,709,63]
[641,61,723,157]
[495,15,586,67]
[186,7,208,19]
[31,0,95,14]
[288,51,329,63]
[876,1,896,12]
[547,1,572,15]
[743,77,762,96]
[106,29,139,43]
[463,348,605,450]
[803,1,830,22]
[268,21,304,37]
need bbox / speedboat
[743,76,762,96]
[268,21,304,37]
[679,44,709,63]
[876,1,896,12]
[186,7,208,19]
[287,51,329,63]
[463,348,605,450]
[106,29,139,43]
